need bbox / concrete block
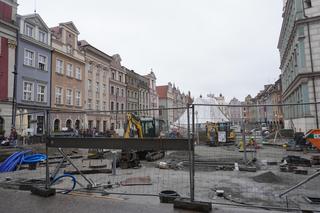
[173,198,212,213]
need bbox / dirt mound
[253,171,281,183]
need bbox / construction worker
[210,127,216,146]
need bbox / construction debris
[239,166,257,172]
[294,167,308,175]
[64,169,111,175]
[281,156,312,167]
[120,176,152,186]
[311,155,320,165]
[157,160,183,170]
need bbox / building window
[66,63,73,77]
[112,72,115,80]
[88,64,92,73]
[25,24,34,37]
[56,59,63,74]
[66,89,73,105]
[23,81,34,101]
[96,82,100,93]
[88,99,92,109]
[38,54,47,71]
[55,87,63,104]
[37,84,46,102]
[38,31,47,43]
[96,100,100,110]
[103,84,106,94]
[88,79,92,91]
[111,102,114,111]
[121,89,124,97]
[111,86,114,95]
[121,103,124,111]
[103,101,106,110]
[75,67,81,80]
[75,90,81,106]
[96,69,100,78]
[116,88,119,96]
[119,74,122,82]
[116,103,119,111]
[24,49,34,66]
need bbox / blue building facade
[16,14,51,135]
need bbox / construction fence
[1,102,320,211]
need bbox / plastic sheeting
[175,97,229,126]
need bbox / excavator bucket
[305,129,320,150]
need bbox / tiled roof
[156,86,168,98]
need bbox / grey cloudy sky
[18,0,283,102]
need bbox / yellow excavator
[120,113,165,168]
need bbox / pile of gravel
[253,171,282,183]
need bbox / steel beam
[47,137,189,151]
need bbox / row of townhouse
[0,1,159,136]
[239,78,283,130]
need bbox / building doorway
[66,119,72,130]
[37,116,44,134]
[75,120,80,130]
[54,119,60,132]
[0,116,4,135]
[103,121,107,132]
[96,120,100,132]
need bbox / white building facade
[278,0,320,132]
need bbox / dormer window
[39,31,47,43]
[25,24,34,37]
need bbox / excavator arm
[124,113,143,138]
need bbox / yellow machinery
[120,113,165,168]
[124,113,143,138]
[206,122,236,146]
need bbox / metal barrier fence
[1,102,320,211]
[184,102,320,210]
[45,107,192,199]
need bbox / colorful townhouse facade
[15,14,52,135]
[79,40,112,132]
[0,2,166,135]
[50,22,85,131]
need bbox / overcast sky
[18,0,283,102]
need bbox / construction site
[1,100,320,213]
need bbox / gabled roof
[20,13,50,32]
[156,86,168,98]
[60,21,80,34]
